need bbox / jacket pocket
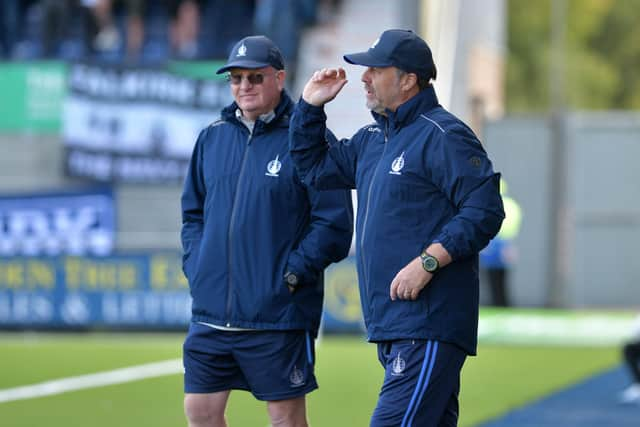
[182,239,201,283]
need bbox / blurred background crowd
[0,0,338,72]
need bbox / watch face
[286,273,299,286]
[422,256,438,272]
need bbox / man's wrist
[300,96,325,109]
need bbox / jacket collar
[372,85,439,132]
[222,90,293,132]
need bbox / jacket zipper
[359,127,388,311]
[225,131,252,326]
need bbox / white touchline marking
[0,358,183,404]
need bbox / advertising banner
[0,187,115,257]
[63,62,232,183]
[0,254,364,333]
[0,62,67,133]
[0,253,190,328]
[322,257,365,333]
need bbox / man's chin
[238,103,259,114]
[367,101,384,114]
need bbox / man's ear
[401,73,418,92]
[276,70,287,91]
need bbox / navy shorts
[370,339,466,427]
[183,322,317,401]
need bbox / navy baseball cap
[343,29,437,80]
[216,35,285,74]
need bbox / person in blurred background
[253,0,318,87]
[39,0,73,58]
[180,35,353,427]
[619,313,640,404]
[168,0,200,59]
[289,29,504,426]
[81,0,145,61]
[479,179,522,307]
[0,0,21,58]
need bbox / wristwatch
[420,251,439,273]
[284,271,299,291]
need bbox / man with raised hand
[289,29,504,426]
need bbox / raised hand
[302,68,348,107]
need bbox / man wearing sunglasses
[289,29,504,426]
[180,35,353,427]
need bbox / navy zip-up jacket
[181,92,353,336]
[290,87,504,354]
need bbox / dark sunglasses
[227,72,272,85]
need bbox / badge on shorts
[289,366,305,387]
[391,352,406,377]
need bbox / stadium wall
[484,112,640,308]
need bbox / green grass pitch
[0,333,620,426]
